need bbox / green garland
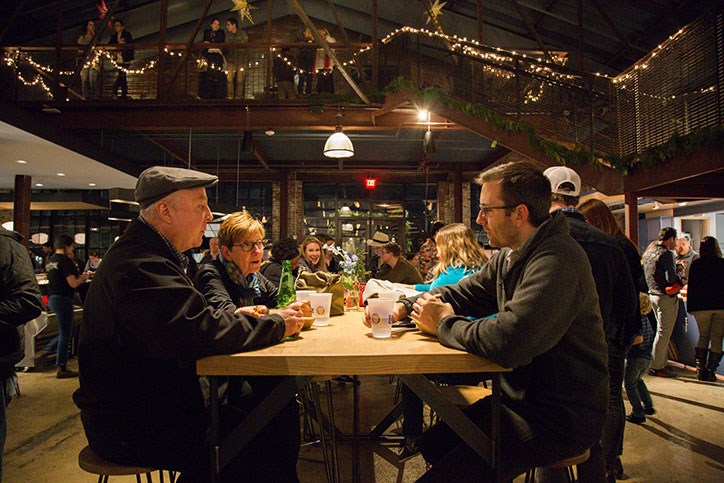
[384,77,724,175]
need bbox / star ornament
[230,0,257,25]
[425,0,447,25]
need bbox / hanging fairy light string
[613,28,686,84]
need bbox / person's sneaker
[643,407,656,415]
[625,413,646,424]
[398,438,421,463]
[56,368,79,379]
[649,367,676,377]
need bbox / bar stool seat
[524,448,591,482]
[78,445,173,483]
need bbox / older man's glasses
[478,204,518,216]
[233,240,267,252]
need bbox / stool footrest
[78,446,158,476]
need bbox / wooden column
[13,175,32,247]
[454,167,463,223]
[54,0,64,99]
[625,191,639,247]
[280,172,289,238]
[371,0,379,90]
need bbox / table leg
[399,374,495,465]
[352,375,360,483]
[209,376,220,483]
[369,401,404,439]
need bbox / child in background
[624,294,657,424]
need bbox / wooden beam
[624,191,638,247]
[326,0,367,83]
[0,0,27,44]
[509,0,555,64]
[53,0,63,99]
[637,183,724,199]
[590,0,634,54]
[371,0,379,90]
[157,0,169,98]
[623,147,724,192]
[164,0,214,97]
[287,0,370,105]
[251,140,271,170]
[576,0,584,72]
[476,0,484,42]
[532,0,557,30]
[13,175,31,247]
[140,134,192,167]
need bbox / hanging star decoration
[425,0,446,25]
[230,0,256,25]
[96,0,113,28]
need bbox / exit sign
[365,178,377,189]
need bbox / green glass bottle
[278,259,296,308]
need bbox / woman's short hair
[432,223,488,278]
[272,237,300,261]
[218,211,265,249]
[54,234,74,250]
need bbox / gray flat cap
[135,166,218,208]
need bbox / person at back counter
[73,166,305,482]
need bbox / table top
[197,311,508,376]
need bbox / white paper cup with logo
[296,290,316,302]
[377,291,399,301]
[309,293,333,326]
[367,298,395,339]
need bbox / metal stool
[299,378,341,482]
[78,445,176,483]
[524,448,591,483]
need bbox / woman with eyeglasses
[194,211,278,314]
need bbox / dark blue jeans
[624,356,653,418]
[47,295,74,367]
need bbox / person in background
[367,231,390,277]
[260,237,301,288]
[377,242,423,285]
[0,227,43,482]
[108,19,133,99]
[199,19,226,99]
[369,162,608,481]
[46,234,88,378]
[200,236,220,264]
[315,28,335,94]
[643,227,683,378]
[298,236,327,273]
[273,48,296,99]
[624,294,657,425]
[415,220,445,282]
[687,236,724,381]
[41,242,53,271]
[673,233,699,351]
[73,166,304,481]
[296,28,315,96]
[77,19,99,100]
[398,223,488,462]
[544,166,637,482]
[224,17,248,99]
[84,250,102,273]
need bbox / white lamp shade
[324,131,354,158]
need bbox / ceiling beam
[326,0,367,83]
[637,183,724,199]
[251,140,272,170]
[624,147,724,192]
[509,0,554,63]
[532,0,557,30]
[140,133,193,167]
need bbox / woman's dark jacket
[687,257,724,312]
[194,258,278,312]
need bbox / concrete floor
[3,361,723,482]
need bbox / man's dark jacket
[559,210,638,346]
[108,29,134,62]
[0,228,43,378]
[194,258,278,312]
[73,219,286,456]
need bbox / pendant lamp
[324,107,354,158]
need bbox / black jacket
[413,212,609,446]
[73,219,286,454]
[194,258,279,312]
[0,228,43,378]
[108,29,134,62]
[560,210,638,346]
[687,257,724,312]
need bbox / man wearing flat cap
[74,166,305,481]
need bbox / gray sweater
[411,212,608,446]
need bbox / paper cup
[296,290,316,301]
[309,293,333,326]
[367,298,395,339]
[377,291,399,301]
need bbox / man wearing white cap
[544,165,638,481]
[74,166,305,481]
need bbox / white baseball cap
[543,166,581,197]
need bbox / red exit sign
[365,178,377,189]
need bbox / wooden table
[197,311,509,482]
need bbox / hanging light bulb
[324,106,354,158]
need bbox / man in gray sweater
[386,162,609,481]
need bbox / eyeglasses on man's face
[478,204,519,217]
[232,240,268,252]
